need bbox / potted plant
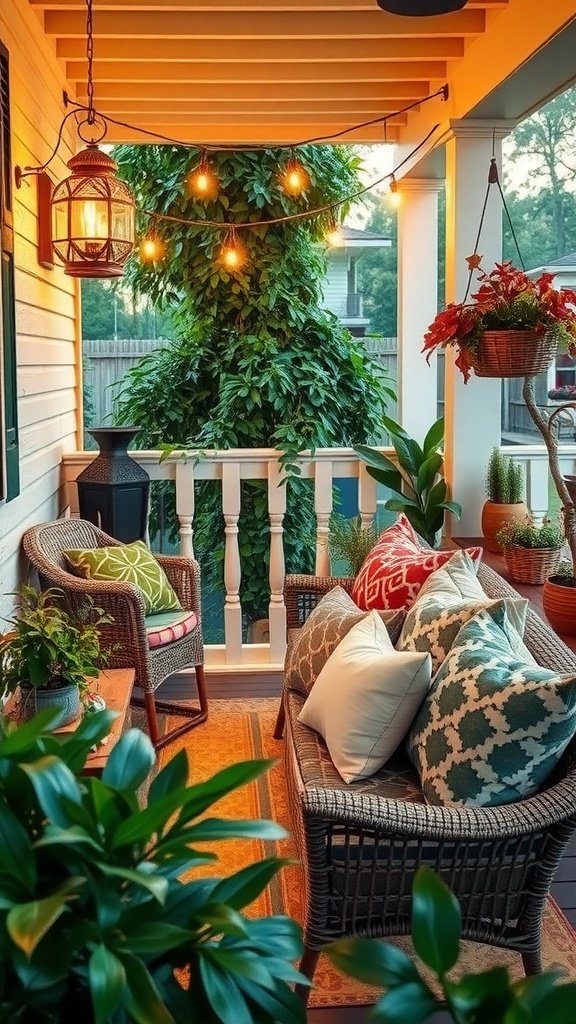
[495,516,564,586]
[328,513,380,575]
[355,415,461,548]
[422,262,576,383]
[482,447,527,553]
[0,586,110,727]
[0,709,305,1023]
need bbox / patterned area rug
[158,699,576,1009]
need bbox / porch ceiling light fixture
[376,0,468,14]
[15,0,134,279]
[51,0,134,278]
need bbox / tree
[114,144,393,622]
[81,280,174,341]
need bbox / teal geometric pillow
[407,603,576,807]
[64,540,181,615]
[399,551,528,674]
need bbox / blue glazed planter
[18,682,81,727]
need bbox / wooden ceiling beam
[83,99,412,116]
[98,105,409,121]
[32,0,506,8]
[44,9,486,39]
[56,36,465,62]
[76,80,429,101]
[66,59,448,82]
[104,121,400,143]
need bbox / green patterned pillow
[399,551,528,674]
[64,540,181,615]
[407,603,576,807]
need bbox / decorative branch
[522,375,576,572]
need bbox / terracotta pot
[543,576,576,636]
[481,501,528,554]
[503,545,562,586]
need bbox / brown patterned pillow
[284,586,405,697]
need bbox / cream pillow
[298,611,432,783]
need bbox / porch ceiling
[27,0,576,149]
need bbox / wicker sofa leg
[273,699,285,740]
[295,946,320,1005]
[522,949,543,975]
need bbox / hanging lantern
[377,0,467,13]
[51,144,134,279]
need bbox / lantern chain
[86,0,95,125]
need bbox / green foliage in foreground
[0,710,305,1023]
[329,866,576,1024]
[355,416,460,547]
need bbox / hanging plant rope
[462,156,525,304]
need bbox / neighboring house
[322,227,391,337]
[528,253,576,392]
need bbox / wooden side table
[4,668,135,776]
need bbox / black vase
[77,427,150,543]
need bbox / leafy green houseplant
[354,416,461,548]
[328,866,576,1023]
[482,448,528,553]
[496,516,565,586]
[423,262,576,383]
[0,709,306,1024]
[0,587,110,727]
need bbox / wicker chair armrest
[154,555,202,621]
[302,770,576,842]
[285,574,355,630]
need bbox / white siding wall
[0,0,79,618]
[322,251,349,318]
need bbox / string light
[386,175,402,209]
[188,151,219,200]
[139,234,165,262]
[281,151,311,197]
[324,216,344,248]
[219,226,248,272]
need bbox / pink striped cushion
[146,610,198,649]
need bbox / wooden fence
[83,338,171,428]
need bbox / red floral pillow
[352,515,482,611]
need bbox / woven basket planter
[503,545,562,586]
[471,330,557,379]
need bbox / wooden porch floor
[307,545,576,1022]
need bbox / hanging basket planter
[503,545,562,586]
[471,330,557,379]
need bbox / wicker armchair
[22,519,207,750]
[278,565,576,1002]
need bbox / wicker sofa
[278,563,576,999]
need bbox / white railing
[62,447,387,673]
[61,443,576,675]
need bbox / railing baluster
[222,461,243,664]
[358,463,377,529]
[268,459,287,663]
[175,461,195,558]
[315,460,333,576]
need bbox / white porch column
[444,120,516,537]
[397,178,443,441]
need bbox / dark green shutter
[0,43,19,502]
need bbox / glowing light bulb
[219,229,247,272]
[387,178,402,209]
[82,200,98,239]
[325,225,344,248]
[139,236,163,261]
[281,156,310,197]
[188,155,219,200]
